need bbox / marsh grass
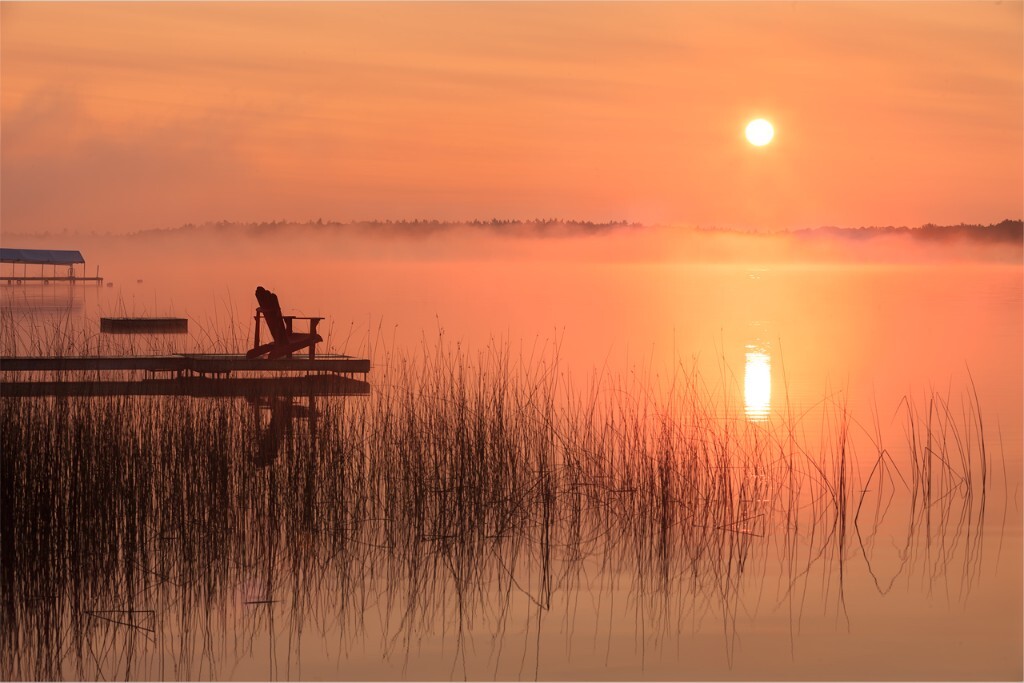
[0,302,262,360]
[0,331,996,680]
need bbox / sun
[745,119,774,146]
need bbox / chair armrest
[282,316,324,335]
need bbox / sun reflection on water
[744,346,771,421]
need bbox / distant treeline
[790,219,1023,243]
[159,218,642,239]
[33,217,1018,242]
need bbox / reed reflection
[744,345,771,420]
[0,339,997,680]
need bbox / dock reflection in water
[0,283,85,313]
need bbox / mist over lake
[2,222,1021,680]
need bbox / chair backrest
[255,286,288,343]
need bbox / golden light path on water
[744,346,771,420]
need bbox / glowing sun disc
[745,119,774,146]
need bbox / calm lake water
[1,227,1021,680]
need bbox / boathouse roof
[0,248,86,265]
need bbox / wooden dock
[1,248,103,285]
[0,354,371,397]
[1,354,370,374]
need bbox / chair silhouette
[246,286,323,360]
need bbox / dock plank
[0,354,371,374]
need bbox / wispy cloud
[2,2,1020,234]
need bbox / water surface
[1,229,1020,680]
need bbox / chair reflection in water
[250,396,306,467]
[246,286,323,360]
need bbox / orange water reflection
[2,235,1022,681]
[744,345,771,420]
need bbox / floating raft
[0,354,371,397]
[100,317,188,334]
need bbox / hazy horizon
[3,218,1021,271]
[3,2,1022,236]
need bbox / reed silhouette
[0,333,996,680]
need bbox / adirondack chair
[246,286,323,360]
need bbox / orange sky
[2,1,1021,235]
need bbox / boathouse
[0,248,103,284]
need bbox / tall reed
[0,337,996,680]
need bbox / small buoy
[137,279,143,283]
[106,282,114,287]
